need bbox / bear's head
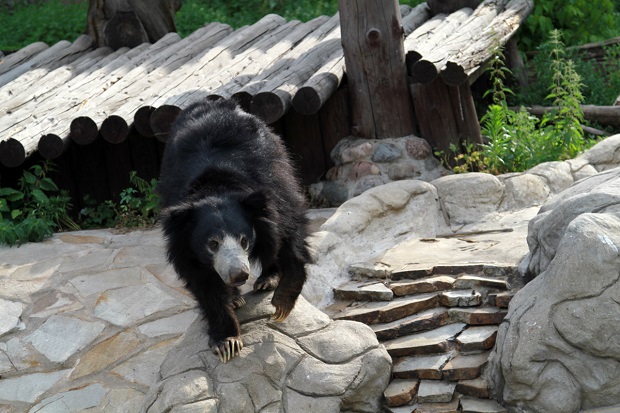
[161,191,277,286]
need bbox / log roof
[0,0,532,168]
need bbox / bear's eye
[207,239,220,252]
[240,236,249,251]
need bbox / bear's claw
[253,274,280,291]
[232,296,246,309]
[271,295,295,322]
[211,336,243,363]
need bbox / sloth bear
[157,99,313,363]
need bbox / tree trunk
[338,0,415,139]
[510,105,620,127]
[87,0,182,49]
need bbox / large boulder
[487,168,620,412]
[141,292,392,413]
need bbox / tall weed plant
[453,30,590,175]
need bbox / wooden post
[338,0,415,139]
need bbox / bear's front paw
[253,273,280,291]
[210,336,243,363]
[231,295,246,309]
[271,294,295,322]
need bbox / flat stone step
[491,291,515,308]
[333,281,393,302]
[390,276,455,296]
[441,351,491,381]
[456,326,498,352]
[454,275,509,290]
[333,293,439,325]
[383,379,419,407]
[456,377,490,398]
[417,380,457,403]
[372,307,450,341]
[393,353,452,380]
[449,307,508,325]
[460,396,507,413]
[414,398,460,413]
[384,323,466,358]
[440,290,482,307]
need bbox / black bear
[157,99,313,362]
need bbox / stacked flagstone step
[324,264,518,413]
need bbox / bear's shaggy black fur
[157,99,313,362]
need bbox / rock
[460,396,507,413]
[0,299,24,338]
[456,326,498,352]
[28,383,107,412]
[0,369,71,403]
[406,137,432,159]
[441,351,490,381]
[499,173,550,211]
[333,281,393,301]
[384,323,466,357]
[340,142,373,164]
[488,207,620,411]
[392,353,452,380]
[578,133,620,171]
[334,293,439,324]
[449,308,507,325]
[414,399,459,413]
[456,377,490,398]
[526,161,574,194]
[348,161,380,180]
[142,292,391,413]
[373,143,402,163]
[372,308,450,341]
[417,380,456,403]
[432,173,505,225]
[522,167,620,277]
[383,379,419,407]
[391,276,455,296]
[440,290,482,307]
[453,275,508,291]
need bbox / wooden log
[0,45,142,157]
[318,86,352,168]
[70,117,99,145]
[134,106,156,137]
[0,46,113,116]
[581,125,609,137]
[88,22,231,128]
[615,94,620,107]
[150,14,289,109]
[403,13,448,66]
[428,0,483,14]
[0,138,26,168]
[37,134,67,160]
[408,8,474,83]
[220,17,331,105]
[292,3,431,117]
[440,0,533,86]
[100,115,129,143]
[339,0,415,139]
[282,109,325,185]
[510,105,620,127]
[411,76,482,156]
[0,35,94,88]
[0,42,48,76]
[250,15,342,123]
[150,105,181,141]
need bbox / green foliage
[0,0,87,51]
[78,171,160,230]
[518,0,620,51]
[0,162,78,246]
[447,32,593,175]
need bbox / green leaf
[11,209,22,219]
[23,170,36,185]
[39,178,58,192]
[31,189,49,203]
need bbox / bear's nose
[230,268,249,286]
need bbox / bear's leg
[192,286,243,363]
[271,240,310,322]
[254,263,281,291]
[231,287,246,309]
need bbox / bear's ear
[241,191,269,218]
[160,203,194,230]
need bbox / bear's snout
[213,235,252,286]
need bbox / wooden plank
[283,109,325,186]
[0,42,49,76]
[250,15,342,123]
[318,86,352,169]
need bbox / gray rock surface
[487,168,620,412]
[142,292,391,413]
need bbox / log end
[38,134,65,160]
[70,116,98,145]
[150,105,181,142]
[411,59,438,84]
[251,92,285,125]
[134,106,156,137]
[101,115,129,144]
[292,86,323,115]
[0,138,26,168]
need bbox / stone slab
[0,369,70,403]
[384,379,419,407]
[456,377,490,398]
[460,396,507,413]
[334,293,439,325]
[456,326,498,352]
[417,380,456,403]
[384,323,466,358]
[441,351,490,381]
[391,276,455,296]
[334,281,394,301]
[454,275,509,290]
[449,308,508,325]
[0,299,24,337]
[371,307,450,341]
[440,290,482,307]
[28,383,106,412]
[414,399,459,413]
[393,353,452,380]
[492,291,514,308]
